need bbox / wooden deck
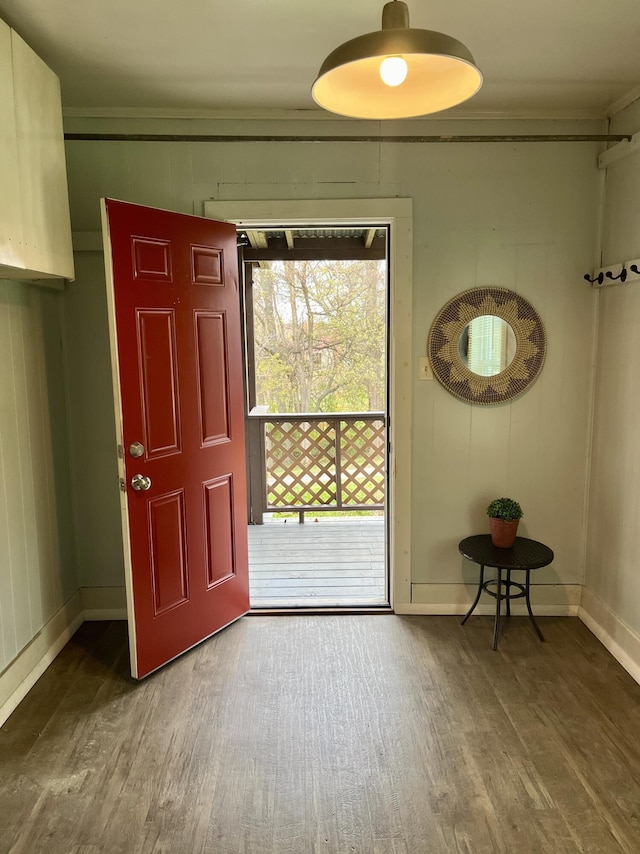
[248,516,387,608]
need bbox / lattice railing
[251,412,385,514]
[339,417,385,506]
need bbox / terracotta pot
[489,517,519,548]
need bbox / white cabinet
[0,21,22,271]
[0,20,74,281]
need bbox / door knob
[131,474,152,491]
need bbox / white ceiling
[0,0,639,118]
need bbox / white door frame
[204,199,413,609]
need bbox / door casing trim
[204,199,413,609]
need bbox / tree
[252,259,386,413]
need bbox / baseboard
[401,582,581,616]
[579,588,640,685]
[395,603,580,616]
[0,587,128,727]
[0,592,84,727]
[80,586,127,620]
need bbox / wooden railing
[246,412,386,523]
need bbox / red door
[102,199,249,679]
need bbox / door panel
[195,311,230,445]
[149,490,189,615]
[102,198,249,679]
[203,476,235,587]
[132,236,173,281]
[137,309,182,457]
[191,245,223,284]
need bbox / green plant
[486,497,523,521]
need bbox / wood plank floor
[2,615,640,853]
[248,517,387,608]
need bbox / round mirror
[428,288,546,405]
[458,316,517,376]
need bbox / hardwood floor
[2,615,640,853]
[248,517,386,608]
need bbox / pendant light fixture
[311,0,482,120]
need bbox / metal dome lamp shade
[311,0,482,119]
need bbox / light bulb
[379,56,408,87]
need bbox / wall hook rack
[585,257,640,287]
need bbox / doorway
[240,225,389,609]
[203,198,414,612]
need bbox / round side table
[458,534,554,650]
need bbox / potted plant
[486,497,523,548]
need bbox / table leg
[525,569,545,641]
[461,563,485,625]
[506,569,512,617]
[493,568,502,650]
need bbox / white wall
[583,99,640,671]
[62,114,603,610]
[405,140,598,607]
[0,280,78,673]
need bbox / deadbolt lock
[129,442,145,458]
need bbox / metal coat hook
[584,272,604,284]
[587,259,640,286]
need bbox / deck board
[248,517,387,607]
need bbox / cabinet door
[11,29,74,280]
[0,20,23,271]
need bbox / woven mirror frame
[427,287,547,405]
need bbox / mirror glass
[458,315,516,376]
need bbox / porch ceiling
[241,227,387,262]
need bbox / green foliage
[253,259,386,413]
[486,497,523,521]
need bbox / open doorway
[240,225,389,609]
[204,196,413,613]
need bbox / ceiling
[241,227,387,264]
[0,0,639,119]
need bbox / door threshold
[249,605,393,616]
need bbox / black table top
[458,534,554,570]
